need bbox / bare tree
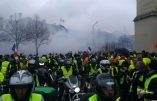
[0,16,7,42]
[4,13,28,50]
[26,15,49,56]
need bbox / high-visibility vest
[61,66,72,78]
[118,60,125,67]
[1,61,10,76]
[89,64,97,76]
[1,61,10,68]
[97,68,102,74]
[116,97,120,101]
[144,74,157,101]
[129,60,135,70]
[20,63,28,70]
[1,93,42,101]
[89,94,98,101]
[111,66,118,77]
[89,94,119,101]
[143,58,151,65]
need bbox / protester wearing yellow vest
[0,70,44,101]
[1,56,10,77]
[139,58,157,101]
[60,59,77,78]
[129,61,147,101]
[89,58,98,77]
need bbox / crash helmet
[65,59,72,67]
[9,70,34,100]
[100,60,111,67]
[95,73,119,101]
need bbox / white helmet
[9,70,34,86]
[100,60,111,67]
[9,70,34,100]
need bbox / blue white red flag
[12,43,18,56]
[87,47,92,54]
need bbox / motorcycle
[58,75,82,101]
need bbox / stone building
[134,0,157,52]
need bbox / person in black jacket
[35,59,53,87]
[80,73,119,101]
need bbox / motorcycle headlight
[39,62,44,66]
[74,87,80,93]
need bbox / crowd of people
[0,50,157,101]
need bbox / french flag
[87,47,92,54]
[12,43,18,56]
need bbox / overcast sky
[0,0,136,34]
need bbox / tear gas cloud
[38,30,120,54]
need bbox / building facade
[134,0,157,52]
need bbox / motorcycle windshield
[69,76,77,84]
[65,76,79,89]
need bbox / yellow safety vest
[1,61,10,76]
[144,74,157,101]
[143,58,151,65]
[97,68,102,74]
[89,94,119,101]
[89,94,98,101]
[89,64,97,76]
[111,66,118,77]
[20,63,28,70]
[1,93,42,101]
[1,61,10,68]
[129,60,135,71]
[61,66,72,78]
[118,60,125,67]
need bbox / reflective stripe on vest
[2,93,42,101]
[61,66,72,78]
[89,94,98,101]
[144,74,157,101]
